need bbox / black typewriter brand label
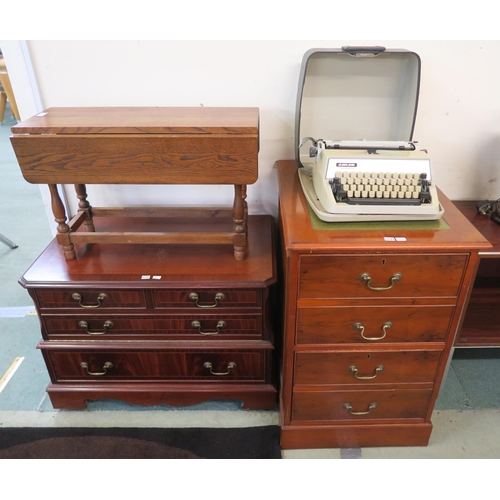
[337,162,357,168]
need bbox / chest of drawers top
[20,215,275,290]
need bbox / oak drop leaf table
[10,107,259,260]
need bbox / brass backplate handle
[79,320,114,335]
[72,292,108,308]
[348,364,385,380]
[359,272,402,291]
[343,402,378,416]
[191,320,226,335]
[353,321,393,341]
[80,361,113,376]
[203,361,236,376]
[189,292,225,308]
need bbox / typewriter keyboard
[330,171,432,206]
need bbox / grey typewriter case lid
[295,46,422,168]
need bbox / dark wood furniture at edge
[452,201,500,347]
[276,160,490,449]
[19,215,277,410]
[10,107,259,261]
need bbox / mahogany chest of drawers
[19,215,277,410]
[276,160,490,449]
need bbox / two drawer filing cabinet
[276,160,490,449]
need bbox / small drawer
[291,388,433,422]
[42,348,269,381]
[152,289,261,309]
[294,350,442,386]
[298,254,467,299]
[296,305,454,344]
[41,314,263,341]
[35,289,147,310]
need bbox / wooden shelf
[452,200,500,347]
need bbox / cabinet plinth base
[280,423,433,449]
[46,382,278,411]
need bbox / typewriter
[298,138,444,223]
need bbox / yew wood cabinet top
[277,160,491,254]
[10,107,259,185]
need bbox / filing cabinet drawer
[294,350,442,386]
[41,314,263,341]
[35,289,147,310]
[42,348,270,381]
[296,305,454,344]
[298,254,467,299]
[291,388,433,422]
[152,289,262,309]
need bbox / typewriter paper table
[10,107,259,260]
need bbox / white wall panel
[6,40,500,226]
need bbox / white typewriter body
[295,47,445,223]
[299,140,444,222]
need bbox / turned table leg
[74,184,95,232]
[48,184,76,260]
[233,184,247,260]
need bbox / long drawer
[292,388,433,421]
[41,314,263,341]
[298,254,467,299]
[294,350,442,386]
[42,348,271,381]
[296,305,454,344]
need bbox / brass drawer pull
[189,292,225,308]
[191,320,226,336]
[359,272,402,291]
[343,402,377,416]
[78,320,113,335]
[203,361,236,376]
[348,364,385,380]
[80,361,113,376]
[72,292,108,308]
[353,321,393,341]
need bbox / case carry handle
[341,46,386,56]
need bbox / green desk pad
[307,205,450,231]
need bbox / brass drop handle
[189,292,225,308]
[72,292,108,308]
[343,402,378,416]
[353,321,393,341]
[79,320,114,335]
[348,364,385,380]
[359,272,402,291]
[203,361,236,376]
[191,320,226,336]
[80,361,113,376]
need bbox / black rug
[0,426,281,459]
